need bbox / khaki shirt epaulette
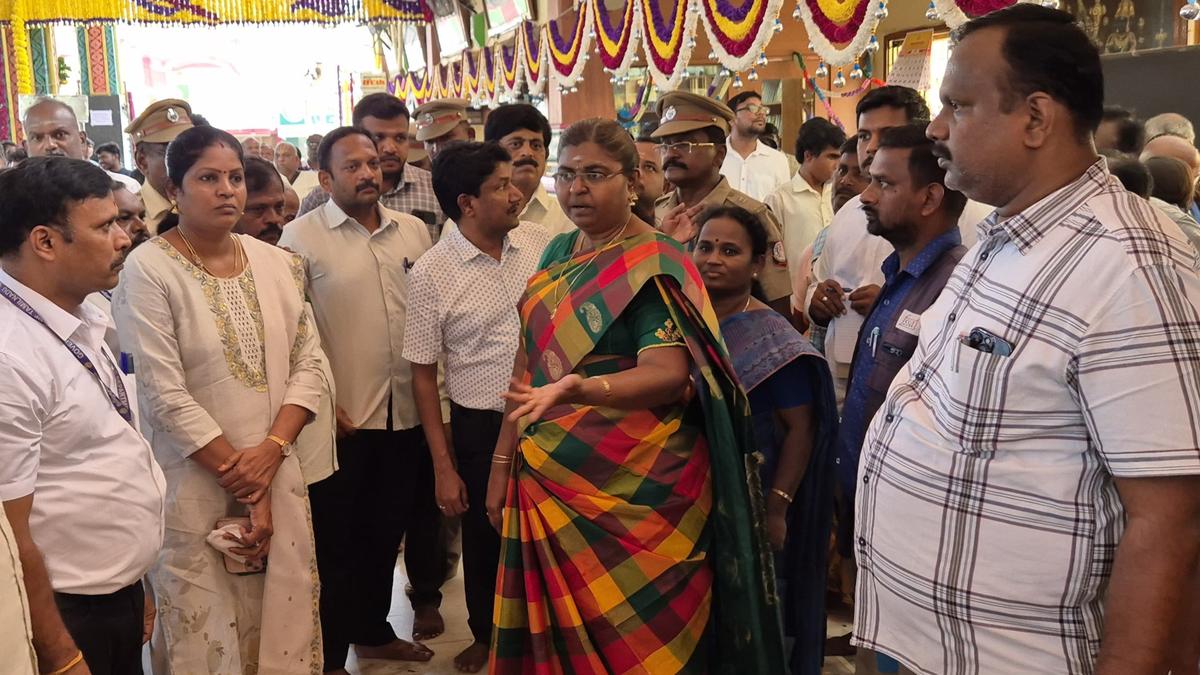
[654,177,792,302]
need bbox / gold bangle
[595,376,612,398]
[770,488,794,504]
[45,651,84,675]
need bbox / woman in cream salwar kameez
[114,126,324,674]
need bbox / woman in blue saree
[694,206,838,675]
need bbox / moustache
[379,153,402,162]
[663,161,688,172]
[513,158,540,168]
[355,181,380,192]
[111,253,128,270]
[931,144,952,162]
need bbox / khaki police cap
[412,98,470,142]
[408,146,429,164]
[125,99,194,144]
[651,91,734,139]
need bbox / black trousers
[448,403,504,644]
[309,426,433,671]
[54,580,144,675]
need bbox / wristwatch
[266,434,294,457]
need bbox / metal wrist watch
[266,434,294,457]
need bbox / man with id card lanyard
[0,157,166,675]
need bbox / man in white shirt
[279,127,438,673]
[0,157,165,675]
[404,141,550,673]
[764,117,846,282]
[720,90,792,201]
[807,86,990,406]
[440,104,575,239]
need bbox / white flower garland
[931,0,970,27]
[548,2,595,90]
[643,0,700,90]
[524,25,548,97]
[795,0,882,67]
[697,0,786,73]
[592,0,643,78]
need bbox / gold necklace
[551,221,630,316]
[742,295,752,313]
[177,227,243,277]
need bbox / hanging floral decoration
[591,0,641,76]
[495,40,523,97]
[520,20,548,96]
[793,51,880,128]
[616,79,654,122]
[639,0,699,90]
[449,61,464,97]
[795,0,881,67]
[479,47,497,102]
[930,0,1013,26]
[697,0,786,72]
[0,0,432,25]
[395,69,431,106]
[461,49,479,100]
[545,3,594,88]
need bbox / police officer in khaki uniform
[125,99,195,233]
[652,91,792,313]
[412,98,472,161]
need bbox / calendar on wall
[887,29,934,92]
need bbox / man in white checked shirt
[854,6,1200,675]
[403,140,550,673]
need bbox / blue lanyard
[0,282,133,425]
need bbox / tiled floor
[342,559,863,674]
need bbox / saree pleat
[491,232,783,675]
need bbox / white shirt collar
[727,138,775,160]
[0,267,108,347]
[446,222,525,262]
[321,198,397,233]
[790,172,824,196]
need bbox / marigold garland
[795,0,880,67]
[639,0,697,90]
[591,0,640,75]
[931,0,1013,27]
[495,39,522,97]
[0,0,432,24]
[697,0,785,72]
[545,2,593,88]
[520,20,546,96]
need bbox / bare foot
[354,639,434,662]
[453,642,489,673]
[412,605,445,641]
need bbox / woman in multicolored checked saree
[483,119,784,674]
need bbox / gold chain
[177,227,244,277]
[551,221,630,316]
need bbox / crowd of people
[1,5,1198,675]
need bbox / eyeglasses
[736,103,767,116]
[553,169,624,186]
[654,142,717,155]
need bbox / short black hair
[166,126,244,186]
[0,156,113,255]
[840,136,859,155]
[352,93,410,126]
[430,141,513,221]
[877,123,967,220]
[953,4,1103,140]
[190,113,212,127]
[856,85,930,124]
[317,126,376,173]
[728,91,762,112]
[484,104,552,148]
[635,121,658,144]
[1112,117,1146,155]
[96,142,122,158]
[695,204,770,299]
[244,156,285,196]
[1103,152,1152,198]
[795,117,847,163]
[1146,156,1194,210]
